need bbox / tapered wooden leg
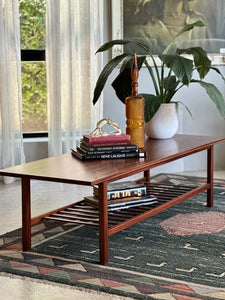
[22,177,31,251]
[144,170,150,183]
[207,146,214,207]
[98,182,109,265]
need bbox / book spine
[85,141,132,147]
[108,200,158,211]
[108,196,157,208]
[84,198,158,211]
[83,134,131,145]
[72,151,146,160]
[107,187,146,200]
[77,146,138,155]
[80,143,137,152]
[94,186,146,200]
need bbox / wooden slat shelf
[43,183,196,228]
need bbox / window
[19,0,47,134]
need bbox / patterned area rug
[1,174,225,300]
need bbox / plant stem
[144,58,160,96]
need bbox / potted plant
[92,21,225,139]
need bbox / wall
[24,139,48,163]
[179,68,225,171]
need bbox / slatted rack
[44,183,196,228]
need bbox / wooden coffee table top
[0,134,224,185]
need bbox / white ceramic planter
[145,103,178,139]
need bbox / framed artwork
[112,0,225,65]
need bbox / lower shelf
[43,183,196,228]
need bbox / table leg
[207,146,214,207]
[22,177,31,251]
[98,182,109,265]
[144,170,150,182]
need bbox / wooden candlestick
[125,54,145,149]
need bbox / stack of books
[84,181,157,211]
[71,134,147,160]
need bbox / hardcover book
[82,134,131,146]
[107,201,157,211]
[84,195,158,211]
[71,148,147,160]
[78,142,138,154]
[80,140,132,147]
[93,181,147,200]
[76,145,139,156]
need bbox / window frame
[21,49,48,138]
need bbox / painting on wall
[112,0,225,60]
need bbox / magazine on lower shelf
[84,195,158,211]
[107,200,158,211]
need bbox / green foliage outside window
[19,0,47,131]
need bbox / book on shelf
[71,148,147,160]
[93,180,147,200]
[108,201,157,211]
[84,195,158,211]
[82,133,131,146]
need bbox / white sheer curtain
[0,0,25,183]
[46,0,103,156]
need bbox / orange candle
[125,54,145,149]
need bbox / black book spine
[77,146,139,155]
[107,187,146,200]
[108,197,157,208]
[84,197,158,211]
[107,200,158,211]
[79,141,138,152]
[93,187,146,200]
[71,149,146,160]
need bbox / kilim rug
[1,174,225,300]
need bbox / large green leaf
[144,59,160,96]
[175,21,205,37]
[192,80,225,117]
[92,53,130,105]
[96,39,150,54]
[112,56,146,103]
[167,76,180,92]
[160,55,193,85]
[177,47,211,79]
[141,94,162,122]
[163,21,205,54]
[163,76,180,102]
[111,68,132,104]
[210,66,225,82]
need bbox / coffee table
[0,134,225,265]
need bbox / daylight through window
[19,0,47,133]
